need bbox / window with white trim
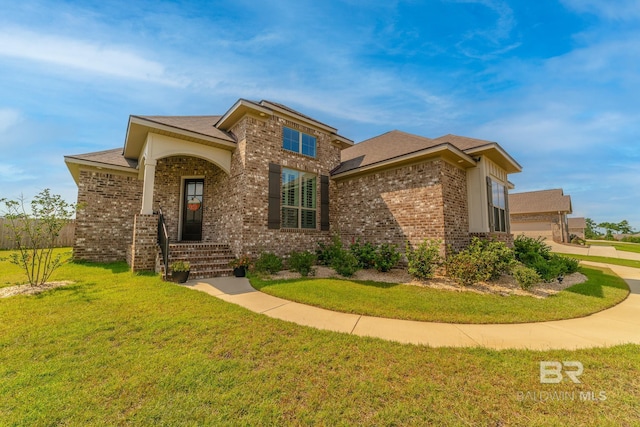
[281,168,317,229]
[282,126,316,157]
[491,180,507,232]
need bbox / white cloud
[0,109,21,133]
[561,0,640,21]
[0,28,186,87]
[0,163,35,182]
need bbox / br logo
[540,361,583,384]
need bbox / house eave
[465,143,522,174]
[123,116,237,159]
[332,144,477,179]
[215,99,274,131]
[64,156,138,185]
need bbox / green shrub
[570,236,586,245]
[287,251,316,277]
[446,252,492,286]
[331,249,360,277]
[316,236,343,266]
[373,243,401,272]
[512,264,541,290]
[406,239,442,280]
[621,236,640,244]
[514,235,551,262]
[253,252,283,274]
[349,239,377,269]
[446,238,514,285]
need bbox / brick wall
[227,115,342,257]
[334,159,470,255]
[74,169,142,262]
[128,213,158,271]
[511,212,567,242]
[153,156,235,243]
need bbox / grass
[587,240,640,254]
[252,267,629,324]
[1,249,640,424]
[560,254,640,269]
[0,247,73,288]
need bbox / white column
[140,159,157,214]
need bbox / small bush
[447,252,492,286]
[287,251,316,277]
[350,239,377,269]
[406,239,442,280]
[514,235,551,262]
[446,238,514,285]
[316,236,343,266]
[373,243,401,272]
[570,236,586,245]
[512,264,541,290]
[254,252,283,274]
[331,249,360,277]
[621,236,640,244]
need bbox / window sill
[282,148,317,159]
[280,228,321,233]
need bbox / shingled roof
[508,189,573,215]
[65,148,137,169]
[132,115,234,142]
[568,217,587,229]
[332,130,514,176]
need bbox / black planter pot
[172,270,190,283]
[233,266,247,277]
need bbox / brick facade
[70,104,516,272]
[511,212,568,242]
[334,159,470,256]
[73,170,142,262]
[227,115,342,257]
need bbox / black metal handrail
[157,207,169,280]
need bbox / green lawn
[560,254,640,269]
[588,240,640,254]
[1,251,640,425]
[0,247,73,288]
[252,267,629,324]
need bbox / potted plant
[170,260,191,283]
[229,255,251,277]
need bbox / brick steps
[158,242,236,279]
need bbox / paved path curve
[183,262,640,350]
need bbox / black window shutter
[268,163,281,229]
[486,176,494,232]
[320,175,330,231]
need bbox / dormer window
[283,127,316,157]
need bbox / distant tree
[598,222,620,235]
[617,220,634,235]
[585,218,599,239]
[1,189,75,286]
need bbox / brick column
[128,213,159,272]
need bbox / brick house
[65,99,522,278]
[508,189,573,243]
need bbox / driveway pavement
[183,261,640,350]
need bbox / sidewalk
[183,262,640,350]
[547,241,640,261]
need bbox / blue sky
[0,0,638,229]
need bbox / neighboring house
[65,99,522,278]
[508,189,573,243]
[568,217,587,239]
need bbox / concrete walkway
[547,241,640,261]
[183,262,640,350]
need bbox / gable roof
[64,148,138,184]
[509,189,573,215]
[568,217,587,229]
[332,130,521,177]
[132,115,234,142]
